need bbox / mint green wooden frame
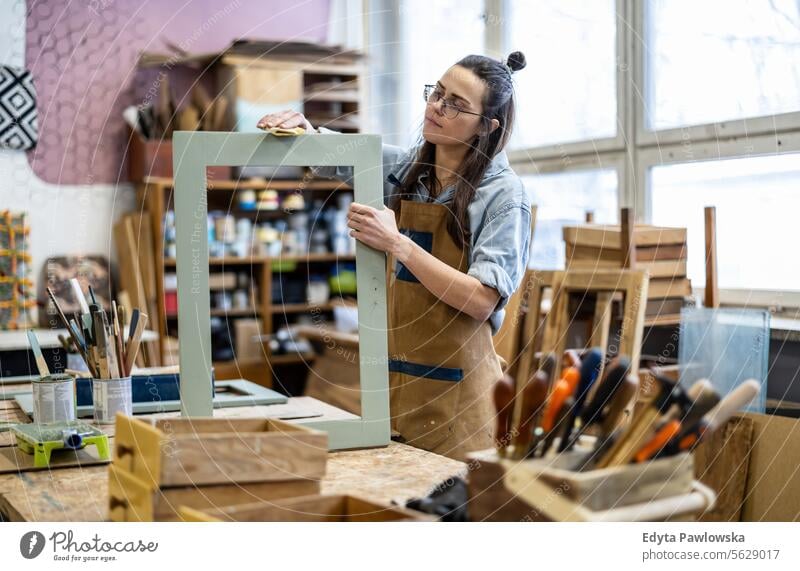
[172,131,390,450]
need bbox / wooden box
[113,414,327,488]
[127,127,231,182]
[108,464,319,522]
[467,448,715,522]
[178,494,433,522]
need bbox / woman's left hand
[347,202,403,254]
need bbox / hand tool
[675,380,720,441]
[493,374,516,453]
[599,373,639,436]
[675,379,760,452]
[595,374,680,468]
[557,348,603,453]
[577,373,641,470]
[634,419,681,463]
[541,366,580,432]
[562,357,632,453]
[511,370,549,459]
[26,330,50,376]
[125,312,148,374]
[93,308,111,379]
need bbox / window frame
[498,0,800,307]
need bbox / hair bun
[505,51,527,73]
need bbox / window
[650,153,800,292]
[523,168,618,269]
[400,0,486,145]
[646,0,800,131]
[508,0,617,149]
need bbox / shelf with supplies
[135,172,359,389]
[117,39,367,389]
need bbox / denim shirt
[313,129,531,335]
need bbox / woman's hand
[347,202,409,258]
[257,110,314,131]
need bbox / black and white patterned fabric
[0,65,38,151]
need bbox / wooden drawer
[178,494,433,522]
[113,414,327,488]
[108,464,319,522]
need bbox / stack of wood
[563,222,691,320]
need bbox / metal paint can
[32,373,76,424]
[92,376,132,424]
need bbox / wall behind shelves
[0,0,333,322]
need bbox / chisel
[557,348,603,452]
[511,370,549,459]
[595,374,680,468]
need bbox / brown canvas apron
[387,199,502,461]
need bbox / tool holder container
[466,448,716,522]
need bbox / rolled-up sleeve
[311,127,408,193]
[467,201,531,312]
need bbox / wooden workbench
[0,397,465,522]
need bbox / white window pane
[509,0,617,149]
[650,153,800,291]
[401,0,485,145]
[647,0,800,130]
[523,169,619,269]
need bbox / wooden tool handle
[703,379,760,432]
[493,375,516,451]
[511,371,549,458]
[600,374,639,436]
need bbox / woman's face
[422,65,487,147]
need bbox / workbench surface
[0,397,465,522]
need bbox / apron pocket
[388,359,463,381]
[389,358,463,451]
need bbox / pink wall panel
[25,0,331,185]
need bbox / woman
[258,52,531,461]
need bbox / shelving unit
[131,47,366,388]
[136,174,357,387]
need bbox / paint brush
[26,330,50,376]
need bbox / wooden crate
[467,448,715,522]
[178,494,433,522]
[113,414,327,488]
[108,464,319,522]
[127,127,231,182]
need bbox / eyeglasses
[423,84,483,120]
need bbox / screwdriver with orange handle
[633,419,681,462]
[557,348,604,453]
[541,366,580,433]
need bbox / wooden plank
[568,256,687,279]
[695,416,754,522]
[620,207,636,269]
[566,243,687,263]
[648,278,691,298]
[704,206,720,309]
[563,224,687,249]
[741,413,800,521]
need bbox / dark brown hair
[390,51,527,249]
